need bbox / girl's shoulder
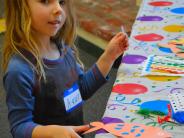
[3,54,35,87]
[7,54,34,76]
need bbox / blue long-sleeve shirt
[3,46,107,138]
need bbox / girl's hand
[96,32,129,77]
[104,32,129,62]
[65,125,90,138]
[32,124,90,138]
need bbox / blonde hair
[2,0,83,80]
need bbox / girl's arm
[96,32,129,77]
[77,32,128,100]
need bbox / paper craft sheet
[84,122,171,138]
[141,55,184,76]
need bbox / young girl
[2,0,129,138]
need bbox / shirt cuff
[92,64,109,82]
[24,123,38,138]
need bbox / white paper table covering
[95,0,184,138]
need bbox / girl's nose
[53,2,63,15]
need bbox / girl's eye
[40,0,65,6]
[41,0,49,4]
[59,0,65,5]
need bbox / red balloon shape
[112,83,148,95]
[149,1,173,6]
[134,33,164,41]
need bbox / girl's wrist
[102,52,116,64]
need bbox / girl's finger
[114,32,125,39]
[115,35,126,44]
[72,133,81,138]
[72,125,90,133]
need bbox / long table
[95,0,184,137]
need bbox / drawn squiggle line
[107,104,127,111]
[133,46,141,50]
[170,88,184,94]
[153,88,168,93]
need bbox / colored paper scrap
[158,38,184,58]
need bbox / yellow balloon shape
[163,25,184,32]
[146,75,181,81]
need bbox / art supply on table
[170,37,184,45]
[121,25,128,37]
[176,45,184,53]
[158,38,184,57]
[136,109,178,125]
[176,45,184,51]
[157,104,172,124]
[168,92,184,124]
[141,55,184,76]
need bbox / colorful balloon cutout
[122,55,147,64]
[137,16,163,21]
[140,100,170,115]
[146,75,181,81]
[149,1,173,7]
[84,122,172,138]
[163,25,184,32]
[134,33,164,41]
[171,7,184,14]
[112,83,148,95]
[96,117,124,134]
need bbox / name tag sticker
[64,83,83,112]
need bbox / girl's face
[28,0,67,38]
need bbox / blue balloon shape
[171,7,184,14]
[140,100,170,115]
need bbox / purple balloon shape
[122,55,147,64]
[137,16,163,21]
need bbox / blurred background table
[74,0,138,50]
